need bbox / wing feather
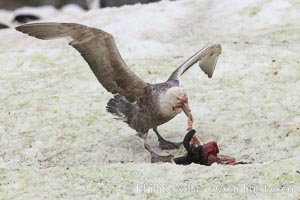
[168,43,222,81]
[16,22,147,102]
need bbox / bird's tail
[106,95,136,122]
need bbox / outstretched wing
[16,22,148,102]
[168,43,222,81]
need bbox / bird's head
[165,87,189,113]
[160,87,194,130]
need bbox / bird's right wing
[167,43,222,81]
[16,22,148,102]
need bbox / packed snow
[0,0,299,199]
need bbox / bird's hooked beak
[179,96,194,130]
[181,96,191,114]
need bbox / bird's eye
[176,97,181,100]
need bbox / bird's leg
[153,127,182,150]
[144,137,174,163]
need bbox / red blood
[202,141,236,166]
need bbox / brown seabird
[15,22,222,163]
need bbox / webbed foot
[144,142,174,163]
[153,128,182,150]
[158,139,182,150]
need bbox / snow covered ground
[0,0,299,199]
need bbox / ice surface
[0,0,299,199]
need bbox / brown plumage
[15,22,222,163]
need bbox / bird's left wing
[16,22,148,102]
[167,43,222,81]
